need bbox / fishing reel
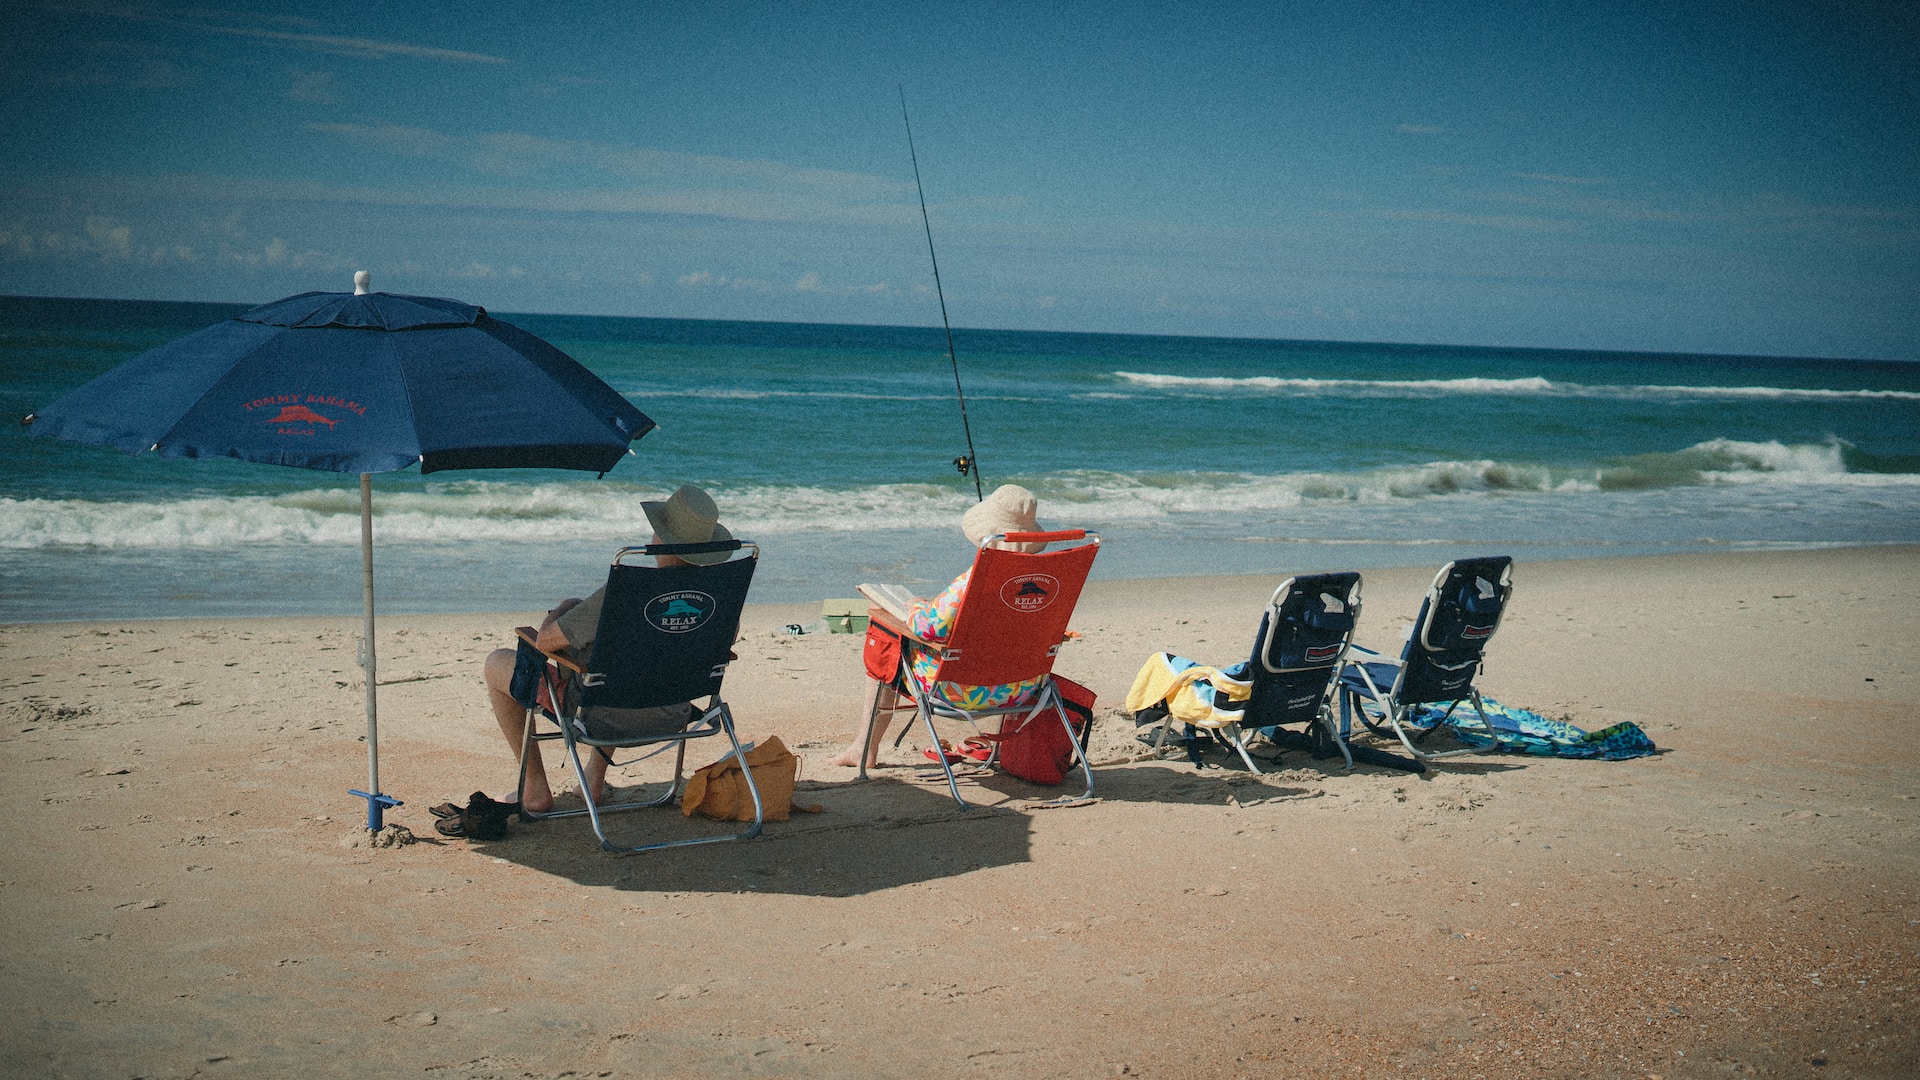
[952,455,973,477]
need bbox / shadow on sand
[467,728,1537,895]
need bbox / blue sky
[3,1,1915,360]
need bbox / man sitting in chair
[827,484,1049,769]
[479,484,733,813]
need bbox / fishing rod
[900,86,984,502]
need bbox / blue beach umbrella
[24,272,655,831]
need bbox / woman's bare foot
[825,745,874,769]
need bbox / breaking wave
[1111,371,1920,402]
[3,440,1907,551]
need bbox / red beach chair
[861,528,1101,808]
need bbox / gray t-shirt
[551,585,697,739]
[554,587,608,665]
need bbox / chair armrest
[1344,642,1389,660]
[867,606,939,649]
[515,625,584,674]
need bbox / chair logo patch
[1462,622,1493,640]
[1305,643,1342,663]
[999,573,1059,612]
[645,590,715,634]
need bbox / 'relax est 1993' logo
[999,573,1058,612]
[645,590,715,634]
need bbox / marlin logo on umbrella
[261,404,341,429]
[244,393,368,435]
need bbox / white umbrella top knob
[353,270,371,295]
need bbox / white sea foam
[1110,371,1920,402]
[3,440,1909,552]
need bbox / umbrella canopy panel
[28,291,654,475]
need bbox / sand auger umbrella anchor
[23,271,655,833]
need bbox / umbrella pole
[349,473,401,831]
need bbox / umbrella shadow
[465,774,1036,897]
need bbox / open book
[856,582,919,623]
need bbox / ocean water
[3,295,1917,622]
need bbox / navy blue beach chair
[1143,571,1420,773]
[1238,571,1428,773]
[512,539,763,853]
[1338,556,1516,764]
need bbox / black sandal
[431,792,519,840]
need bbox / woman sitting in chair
[827,484,1049,769]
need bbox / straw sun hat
[642,484,733,565]
[961,484,1046,553]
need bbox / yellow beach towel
[1125,652,1252,728]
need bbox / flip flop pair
[922,738,994,765]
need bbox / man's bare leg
[485,648,612,812]
[484,648,555,811]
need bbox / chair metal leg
[1220,722,1262,775]
[578,705,765,854]
[855,687,879,782]
[915,697,970,809]
[1320,701,1356,771]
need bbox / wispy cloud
[678,269,894,298]
[179,23,508,64]
[305,123,915,224]
[53,2,508,64]
[285,68,338,104]
[1513,172,1615,186]
[1367,208,1580,234]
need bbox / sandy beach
[3,545,1916,1078]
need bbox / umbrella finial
[353,270,371,295]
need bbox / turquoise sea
[3,295,1917,622]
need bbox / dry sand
[3,546,1916,1078]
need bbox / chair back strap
[931,534,1099,687]
[577,549,757,711]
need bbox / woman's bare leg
[827,678,900,768]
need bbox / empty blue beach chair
[1339,556,1517,764]
[1138,571,1420,773]
[512,539,764,853]
[1240,570,1429,773]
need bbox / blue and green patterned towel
[1406,698,1657,760]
